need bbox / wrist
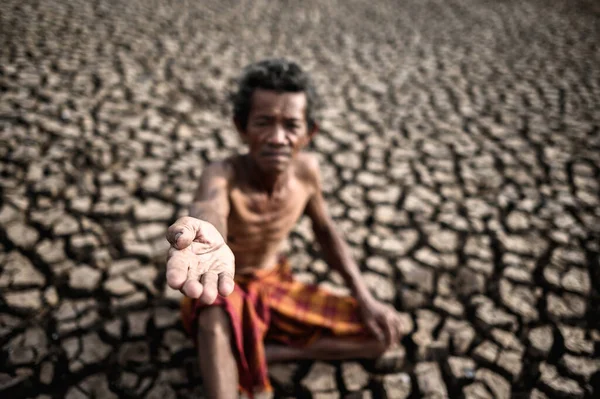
[353,285,374,304]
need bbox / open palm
[166,217,235,304]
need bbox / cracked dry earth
[1,0,599,398]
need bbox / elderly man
[166,59,404,398]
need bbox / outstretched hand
[166,216,235,304]
[359,296,404,348]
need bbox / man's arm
[302,156,371,301]
[188,160,232,239]
[302,154,404,346]
[165,160,235,302]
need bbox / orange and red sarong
[180,257,369,397]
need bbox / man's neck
[244,155,290,197]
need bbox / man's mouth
[261,151,290,159]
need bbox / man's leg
[265,336,386,363]
[197,306,238,399]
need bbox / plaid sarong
[180,258,369,397]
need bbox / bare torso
[225,154,316,273]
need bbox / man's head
[231,59,320,174]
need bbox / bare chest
[227,184,310,244]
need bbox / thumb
[167,217,201,249]
[173,229,195,249]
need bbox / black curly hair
[231,58,320,130]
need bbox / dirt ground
[1,0,599,398]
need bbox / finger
[218,271,235,297]
[182,278,203,298]
[395,315,405,341]
[166,217,201,249]
[199,271,219,305]
[383,316,395,347]
[166,251,190,290]
[366,318,385,342]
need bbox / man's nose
[268,125,286,145]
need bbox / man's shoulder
[293,152,321,185]
[203,156,238,182]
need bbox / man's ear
[304,122,319,145]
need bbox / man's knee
[197,306,231,338]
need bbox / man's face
[237,89,315,174]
